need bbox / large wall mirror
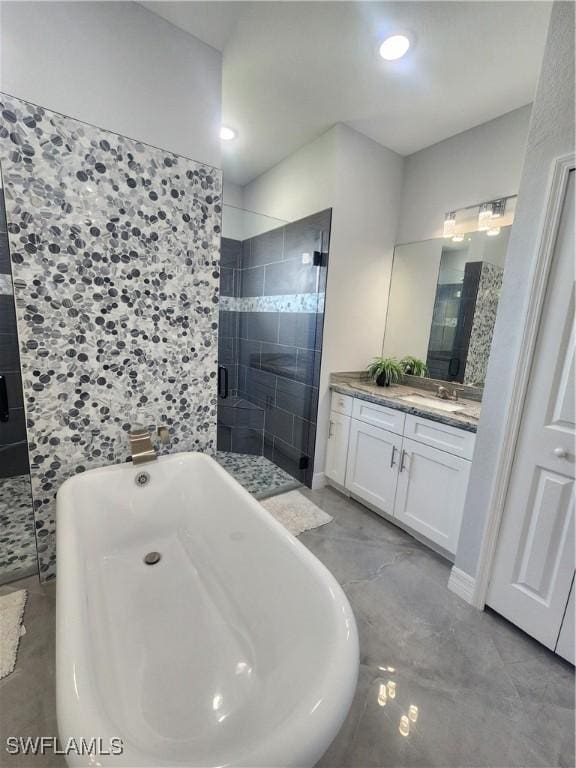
[383,226,511,389]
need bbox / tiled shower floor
[0,474,37,583]
[215,451,301,499]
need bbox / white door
[487,171,575,650]
[325,411,351,487]
[394,437,470,554]
[556,578,575,664]
[345,419,402,514]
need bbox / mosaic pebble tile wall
[464,261,504,387]
[0,94,222,579]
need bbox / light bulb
[220,126,237,141]
[379,35,410,61]
[399,715,410,737]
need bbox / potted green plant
[367,356,403,387]
[399,356,429,377]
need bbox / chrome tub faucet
[129,424,170,464]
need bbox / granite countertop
[330,374,481,433]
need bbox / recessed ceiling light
[379,34,410,61]
[220,126,237,141]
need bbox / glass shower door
[216,204,331,497]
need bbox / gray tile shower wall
[0,95,222,579]
[223,209,331,484]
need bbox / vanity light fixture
[220,126,237,141]
[443,196,515,239]
[379,34,411,61]
[443,211,457,238]
[478,199,506,231]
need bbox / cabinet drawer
[404,414,475,460]
[331,392,353,417]
[352,398,405,435]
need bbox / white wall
[243,123,404,481]
[0,1,221,167]
[397,105,532,244]
[243,127,337,221]
[223,180,244,207]
[454,1,575,578]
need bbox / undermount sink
[400,393,464,413]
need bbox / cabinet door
[325,411,351,487]
[394,437,471,554]
[345,419,402,514]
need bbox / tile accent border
[0,95,222,579]
[220,293,325,314]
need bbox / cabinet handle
[329,420,334,438]
[390,445,397,468]
[553,447,568,459]
[400,449,409,473]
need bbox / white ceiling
[141,1,551,186]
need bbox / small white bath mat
[261,491,333,536]
[0,589,27,680]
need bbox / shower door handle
[0,376,8,422]
[218,366,229,399]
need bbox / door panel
[488,170,575,650]
[513,469,574,602]
[325,411,350,486]
[394,437,470,554]
[345,419,402,514]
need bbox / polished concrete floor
[0,486,574,767]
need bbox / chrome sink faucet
[129,424,170,465]
[437,385,459,401]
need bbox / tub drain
[143,551,161,566]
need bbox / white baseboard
[312,472,327,490]
[448,566,476,605]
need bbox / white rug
[261,490,333,536]
[0,590,27,680]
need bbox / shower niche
[217,205,330,493]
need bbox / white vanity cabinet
[394,437,471,553]
[347,419,403,513]
[325,394,353,487]
[325,412,351,487]
[327,391,476,556]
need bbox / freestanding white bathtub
[56,452,359,767]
